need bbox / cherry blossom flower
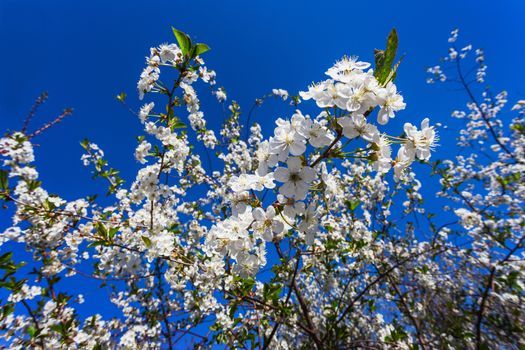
[325,55,371,82]
[377,82,406,124]
[274,157,317,200]
[269,118,307,161]
[252,206,284,241]
[338,114,378,141]
[403,117,438,161]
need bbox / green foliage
[239,277,256,295]
[0,169,9,200]
[172,27,210,61]
[0,169,8,191]
[262,283,282,305]
[510,122,525,134]
[345,199,361,212]
[169,118,187,130]
[26,325,38,338]
[374,28,403,85]
[141,236,152,248]
[87,223,119,248]
[80,138,90,150]
[116,92,127,103]
[384,320,409,342]
[194,43,210,56]
[172,27,192,56]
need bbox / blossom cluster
[0,27,522,350]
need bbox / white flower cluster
[80,142,104,166]
[137,43,183,100]
[427,28,486,84]
[300,56,405,125]
[8,28,524,350]
[200,56,438,277]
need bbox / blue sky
[1,0,524,335]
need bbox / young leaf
[141,236,152,248]
[116,92,127,102]
[383,28,398,77]
[108,227,119,240]
[194,43,210,56]
[80,138,90,150]
[0,252,13,266]
[349,200,361,211]
[374,49,386,77]
[0,170,8,191]
[87,241,107,248]
[171,120,187,129]
[384,53,405,85]
[96,222,109,240]
[27,325,37,338]
[171,27,191,56]
[374,28,400,85]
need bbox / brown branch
[386,274,427,350]
[28,108,73,139]
[274,242,324,349]
[21,299,46,350]
[328,244,454,341]
[475,234,525,350]
[455,58,515,160]
[155,260,174,350]
[22,92,48,134]
[263,251,301,350]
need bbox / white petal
[253,208,266,221]
[274,167,289,182]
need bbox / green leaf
[27,325,37,338]
[374,28,400,85]
[374,49,386,78]
[80,138,90,150]
[348,200,360,211]
[141,236,152,248]
[171,27,191,56]
[116,92,127,102]
[344,199,360,212]
[383,28,398,76]
[0,170,8,191]
[96,222,108,240]
[479,343,490,350]
[50,324,63,334]
[171,120,187,129]
[0,252,13,266]
[384,54,405,85]
[229,301,238,318]
[27,180,42,191]
[108,227,119,240]
[2,303,15,319]
[510,123,525,134]
[194,43,210,56]
[239,277,256,295]
[0,171,8,199]
[87,241,107,248]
